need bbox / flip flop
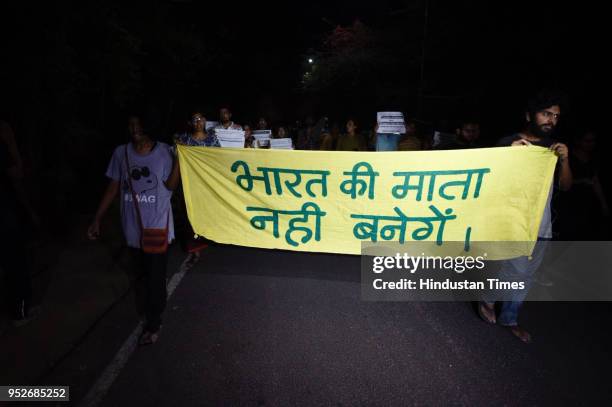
[138,328,161,346]
[477,302,496,324]
[508,325,532,344]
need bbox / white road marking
[79,260,190,407]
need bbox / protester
[436,120,481,150]
[88,115,179,345]
[0,120,39,326]
[319,122,340,150]
[174,110,218,268]
[375,131,401,151]
[272,124,289,139]
[256,117,268,131]
[478,90,572,343]
[244,124,254,148]
[336,119,367,151]
[375,114,405,151]
[175,110,220,147]
[558,130,609,239]
[214,107,242,131]
[431,120,457,149]
[289,120,301,145]
[296,116,326,150]
[398,119,423,151]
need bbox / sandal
[138,327,161,346]
[477,302,496,324]
[508,325,532,344]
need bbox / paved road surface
[89,245,612,405]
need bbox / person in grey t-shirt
[87,115,181,345]
[478,90,572,344]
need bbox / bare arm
[557,158,573,191]
[87,180,120,239]
[551,143,572,191]
[164,153,181,191]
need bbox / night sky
[1,1,605,159]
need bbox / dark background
[0,0,607,230]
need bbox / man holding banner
[478,90,572,343]
[177,97,565,347]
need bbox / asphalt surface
[96,244,611,406]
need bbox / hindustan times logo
[372,253,487,274]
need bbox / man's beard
[529,121,555,138]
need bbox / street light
[308,58,314,64]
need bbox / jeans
[376,133,402,151]
[484,239,549,326]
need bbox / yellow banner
[178,146,557,257]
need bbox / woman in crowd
[175,110,220,147]
[336,119,367,151]
[272,124,289,139]
[173,110,220,269]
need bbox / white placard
[252,130,271,148]
[216,129,245,148]
[270,138,293,150]
[218,140,245,148]
[252,130,272,137]
[376,111,406,134]
[254,139,270,148]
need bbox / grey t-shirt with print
[106,142,175,248]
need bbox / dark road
[86,245,612,406]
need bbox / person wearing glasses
[175,110,220,147]
[172,109,220,270]
[478,90,572,344]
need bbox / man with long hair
[478,90,572,343]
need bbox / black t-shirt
[496,134,555,148]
